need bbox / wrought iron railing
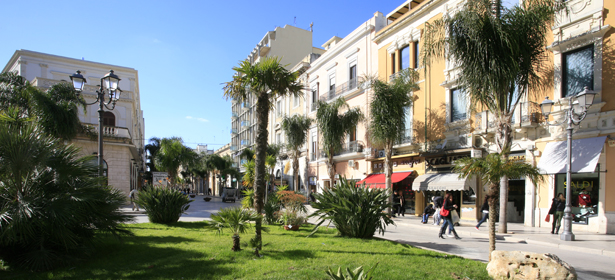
[395,129,413,145]
[334,140,364,156]
[318,79,360,102]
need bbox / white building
[3,50,146,196]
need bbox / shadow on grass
[264,249,317,260]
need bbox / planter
[204,197,212,202]
[190,194,196,198]
[283,225,301,231]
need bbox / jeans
[440,215,454,235]
[476,212,488,228]
[433,208,442,225]
[422,213,430,223]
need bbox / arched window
[103,112,115,126]
[86,157,108,177]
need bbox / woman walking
[438,193,461,239]
[475,195,490,230]
[548,193,566,234]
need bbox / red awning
[356,171,414,188]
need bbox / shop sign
[309,176,317,186]
[508,153,526,161]
[425,155,468,167]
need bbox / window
[451,88,467,122]
[413,41,420,69]
[329,76,336,92]
[349,126,356,142]
[555,166,599,224]
[400,45,410,70]
[103,112,115,126]
[311,133,317,161]
[563,45,594,97]
[277,100,283,117]
[294,94,299,107]
[276,133,281,144]
[391,53,396,73]
[349,65,357,89]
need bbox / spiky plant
[210,207,261,251]
[134,186,193,224]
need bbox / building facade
[3,50,146,196]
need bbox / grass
[0,222,489,280]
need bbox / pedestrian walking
[392,191,401,217]
[129,188,140,211]
[548,193,566,234]
[475,195,490,230]
[432,196,443,225]
[438,193,461,239]
[422,204,435,224]
[399,191,406,217]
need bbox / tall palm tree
[224,57,303,255]
[316,97,364,187]
[422,0,562,233]
[453,152,543,257]
[363,69,419,214]
[155,137,192,187]
[281,114,312,191]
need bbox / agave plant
[135,186,193,224]
[309,177,394,239]
[210,207,261,251]
[326,263,379,280]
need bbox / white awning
[536,136,606,174]
[412,173,475,191]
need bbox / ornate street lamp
[70,70,122,179]
[540,86,597,241]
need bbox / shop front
[365,155,424,215]
[411,151,480,222]
[536,136,607,233]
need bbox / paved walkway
[121,195,615,280]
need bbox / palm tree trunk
[232,234,241,251]
[488,182,500,260]
[253,92,270,254]
[385,142,394,215]
[327,148,336,188]
[496,116,513,233]
[293,150,299,191]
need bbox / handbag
[440,208,450,217]
[545,215,551,223]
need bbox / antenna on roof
[310,22,313,32]
[294,16,296,26]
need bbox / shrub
[210,207,260,251]
[135,186,193,224]
[277,208,307,228]
[241,188,255,209]
[309,177,394,239]
[263,194,280,224]
[326,263,379,280]
[0,123,132,271]
[278,190,307,213]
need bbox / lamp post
[70,70,121,179]
[540,86,597,241]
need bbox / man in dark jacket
[432,196,444,225]
[422,204,435,223]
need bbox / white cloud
[185,116,209,122]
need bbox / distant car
[222,188,237,203]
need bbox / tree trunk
[293,150,299,191]
[253,92,270,254]
[496,116,513,233]
[385,142,394,215]
[232,234,241,251]
[488,182,500,260]
[327,147,336,188]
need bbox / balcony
[231,111,238,118]
[230,145,238,151]
[475,101,542,133]
[231,128,238,134]
[334,140,364,156]
[394,129,413,146]
[86,125,131,139]
[241,120,251,127]
[241,139,251,146]
[319,79,360,102]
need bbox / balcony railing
[334,140,364,156]
[475,101,542,131]
[395,129,413,145]
[232,111,238,118]
[86,125,131,139]
[241,139,251,146]
[231,128,238,134]
[241,120,251,127]
[319,79,360,102]
[230,145,238,151]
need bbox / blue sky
[0,0,518,150]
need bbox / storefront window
[462,187,476,204]
[555,168,599,224]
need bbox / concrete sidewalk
[388,214,615,257]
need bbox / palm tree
[281,114,312,191]
[422,0,562,233]
[363,69,419,214]
[316,97,364,187]
[210,207,261,251]
[223,57,303,254]
[155,137,192,187]
[453,152,543,257]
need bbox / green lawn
[1,222,489,280]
